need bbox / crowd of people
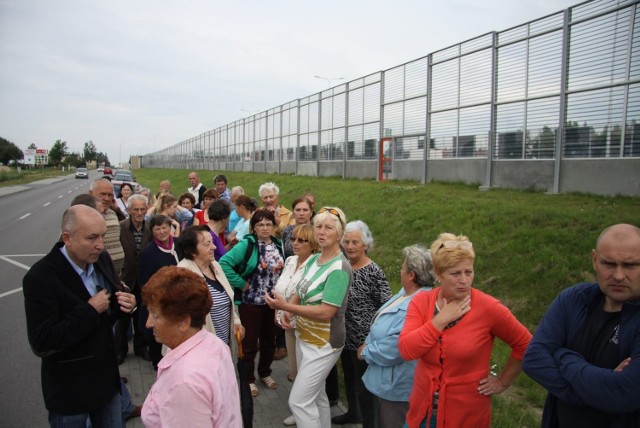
[21,170,640,428]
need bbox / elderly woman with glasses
[358,245,435,428]
[141,266,242,427]
[399,233,532,428]
[265,206,353,428]
[220,210,284,397]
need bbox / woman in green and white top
[265,206,352,428]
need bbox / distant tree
[0,137,24,165]
[64,152,83,167]
[83,140,98,162]
[96,151,110,165]
[49,140,68,166]
[27,143,37,150]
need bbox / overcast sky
[0,0,579,165]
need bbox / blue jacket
[522,282,640,427]
[361,287,429,402]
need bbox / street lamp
[314,75,345,88]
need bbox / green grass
[135,167,639,427]
[0,166,71,186]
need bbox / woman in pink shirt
[141,266,242,428]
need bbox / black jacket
[23,242,125,414]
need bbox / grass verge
[135,168,639,426]
[0,166,72,187]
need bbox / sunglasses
[439,240,473,250]
[290,236,309,244]
[318,207,345,228]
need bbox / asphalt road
[0,172,95,427]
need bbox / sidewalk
[120,344,361,428]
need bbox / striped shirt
[205,276,232,345]
[296,253,351,349]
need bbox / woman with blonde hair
[149,192,193,237]
[273,224,320,426]
[399,233,531,428]
[265,207,352,428]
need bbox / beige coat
[177,258,241,360]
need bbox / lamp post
[314,75,345,88]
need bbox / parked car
[75,167,89,179]
[97,167,104,173]
[114,169,135,182]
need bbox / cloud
[0,0,578,164]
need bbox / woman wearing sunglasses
[399,233,531,428]
[272,224,320,426]
[265,206,352,428]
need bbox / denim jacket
[361,287,430,402]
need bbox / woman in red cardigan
[399,233,531,428]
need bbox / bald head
[596,224,640,251]
[61,205,107,270]
[592,223,640,310]
[62,205,105,235]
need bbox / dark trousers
[114,308,147,357]
[138,304,162,369]
[341,349,373,424]
[239,303,276,383]
[275,324,286,348]
[326,364,339,403]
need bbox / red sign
[36,149,48,154]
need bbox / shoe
[125,404,142,421]
[249,383,260,397]
[273,348,288,360]
[283,414,296,426]
[332,414,362,425]
[261,375,278,389]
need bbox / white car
[75,167,89,179]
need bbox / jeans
[48,391,123,428]
[120,379,136,419]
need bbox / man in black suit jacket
[23,205,137,427]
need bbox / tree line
[0,137,110,167]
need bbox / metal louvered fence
[142,0,640,197]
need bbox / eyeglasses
[255,222,273,228]
[290,236,309,243]
[318,207,345,228]
[439,240,473,250]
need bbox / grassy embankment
[137,168,639,427]
[0,166,71,186]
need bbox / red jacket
[399,288,531,428]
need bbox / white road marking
[0,288,22,299]
[57,195,63,199]
[43,202,51,207]
[19,213,31,220]
[0,255,37,299]
[0,255,33,270]
[67,190,72,193]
